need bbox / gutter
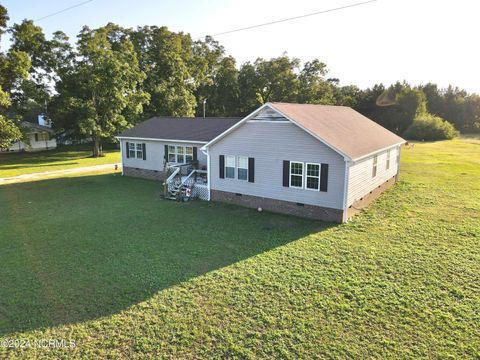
[342,159,350,222]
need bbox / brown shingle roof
[270,102,405,160]
[118,117,242,142]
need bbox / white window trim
[305,162,321,191]
[372,155,378,177]
[167,145,194,164]
[128,142,137,159]
[237,156,248,181]
[136,143,144,159]
[225,155,236,179]
[289,161,304,189]
[386,149,391,170]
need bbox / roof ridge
[269,102,351,109]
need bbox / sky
[2,0,480,93]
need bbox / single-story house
[0,122,57,152]
[117,102,405,222]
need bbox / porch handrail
[165,167,180,183]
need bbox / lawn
[0,145,120,178]
[0,139,478,358]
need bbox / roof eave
[116,136,208,144]
[350,140,407,162]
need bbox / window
[386,149,391,170]
[237,156,248,180]
[176,146,184,163]
[225,155,235,179]
[290,162,304,188]
[136,143,143,159]
[167,145,193,163]
[372,155,378,177]
[129,142,136,158]
[128,142,144,159]
[305,163,320,190]
[168,145,176,162]
[34,133,48,141]
[186,147,193,163]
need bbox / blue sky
[2,0,480,93]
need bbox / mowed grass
[0,145,120,177]
[0,139,479,358]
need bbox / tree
[7,20,74,123]
[355,83,426,134]
[254,55,300,104]
[195,56,239,117]
[236,55,301,115]
[298,59,335,104]
[0,5,32,148]
[333,85,362,107]
[0,116,22,150]
[130,26,198,117]
[52,25,149,157]
[404,113,459,140]
[238,62,261,115]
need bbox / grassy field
[0,145,120,178]
[0,139,478,358]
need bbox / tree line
[0,5,478,155]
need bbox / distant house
[1,121,57,152]
[117,103,405,222]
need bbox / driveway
[0,163,121,185]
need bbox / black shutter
[164,145,168,162]
[142,143,146,160]
[219,155,225,179]
[193,147,198,162]
[320,163,329,192]
[248,157,255,183]
[283,160,290,187]
[126,142,130,158]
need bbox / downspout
[202,147,211,201]
[119,139,124,176]
[342,159,350,223]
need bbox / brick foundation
[211,190,344,223]
[123,166,166,181]
[346,176,396,220]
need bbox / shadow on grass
[0,173,333,336]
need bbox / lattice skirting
[193,184,209,200]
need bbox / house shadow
[0,173,335,336]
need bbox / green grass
[0,139,479,358]
[0,145,120,177]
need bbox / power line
[34,0,94,22]
[198,0,377,40]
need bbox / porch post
[207,149,211,201]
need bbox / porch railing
[164,168,208,201]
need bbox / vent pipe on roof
[203,99,207,118]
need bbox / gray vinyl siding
[347,146,400,206]
[209,122,346,210]
[120,139,207,172]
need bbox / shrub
[404,113,459,141]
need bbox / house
[1,121,57,152]
[117,103,405,222]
